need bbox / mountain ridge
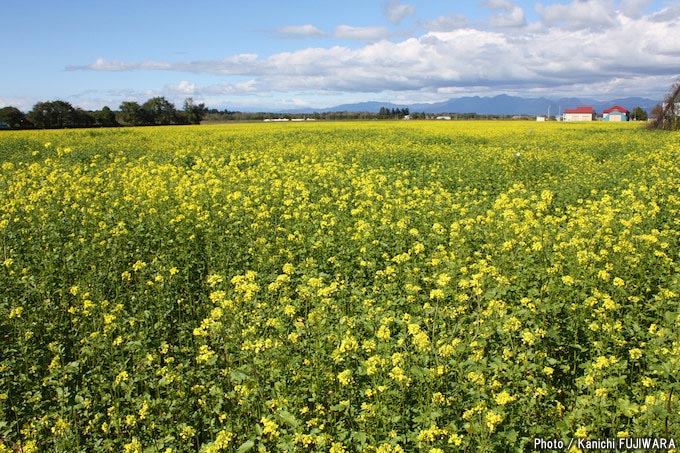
[273,94,659,116]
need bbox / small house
[563,106,595,122]
[603,106,629,122]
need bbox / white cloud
[71,80,265,111]
[186,80,259,96]
[85,57,173,71]
[479,0,526,28]
[334,25,390,40]
[648,3,680,22]
[67,54,262,75]
[535,0,618,29]
[383,0,416,24]
[490,6,526,28]
[276,24,325,38]
[482,0,515,11]
[67,7,680,102]
[419,14,468,32]
[170,80,196,95]
[620,0,651,18]
[0,96,36,111]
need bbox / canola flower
[1,121,680,451]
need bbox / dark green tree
[0,106,27,128]
[27,100,79,128]
[94,106,119,127]
[142,97,179,125]
[119,101,147,126]
[74,108,95,128]
[631,106,647,121]
[183,98,207,124]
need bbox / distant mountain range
[275,94,659,116]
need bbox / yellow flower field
[1,121,679,451]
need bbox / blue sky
[1,0,678,111]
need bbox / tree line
[0,97,207,129]
[201,108,560,123]
[378,107,410,119]
[3,98,664,129]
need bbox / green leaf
[352,432,367,444]
[277,410,299,428]
[64,360,80,373]
[229,369,248,383]
[235,440,255,453]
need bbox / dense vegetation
[0,97,207,129]
[1,121,679,452]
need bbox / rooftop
[603,105,630,114]
[564,106,595,114]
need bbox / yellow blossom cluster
[2,121,680,451]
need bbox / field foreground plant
[1,121,679,452]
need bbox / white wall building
[563,106,595,121]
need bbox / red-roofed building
[564,106,595,122]
[603,106,629,122]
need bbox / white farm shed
[563,106,595,121]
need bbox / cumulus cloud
[620,0,651,18]
[479,1,526,29]
[275,24,326,38]
[648,3,680,22]
[482,0,515,11]
[490,6,526,28]
[535,0,618,29]
[383,0,416,24]
[169,80,196,95]
[67,7,680,101]
[170,80,259,96]
[333,25,390,40]
[419,14,468,32]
